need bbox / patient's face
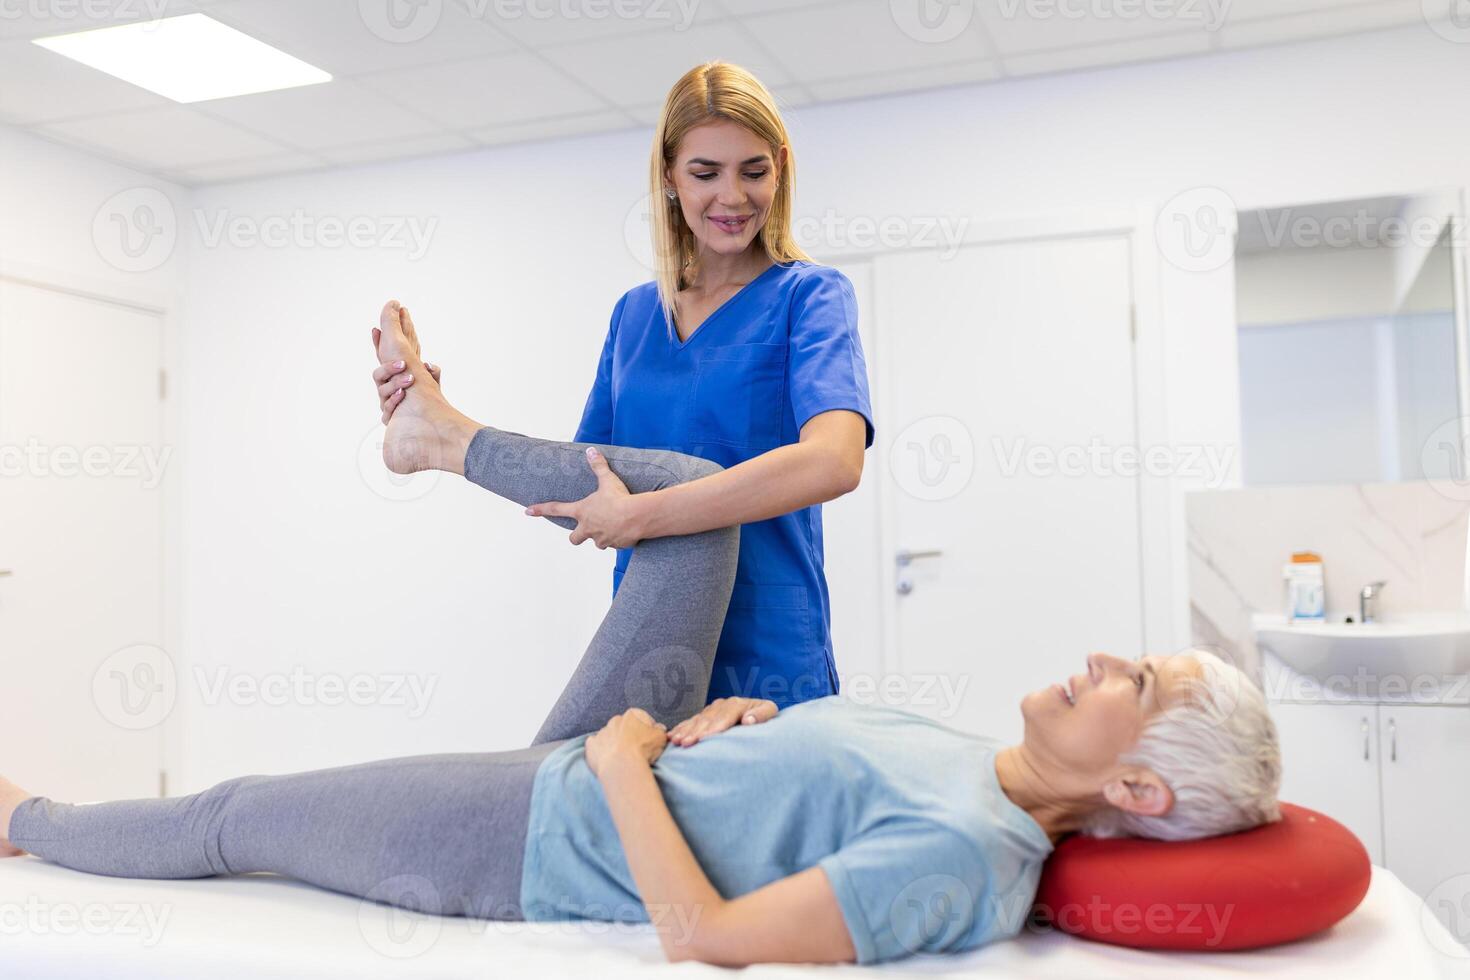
[1019,652,1203,784]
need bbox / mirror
[1234,193,1465,486]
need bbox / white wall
[0,124,191,786]
[168,23,1470,787]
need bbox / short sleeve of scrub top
[572,260,874,708]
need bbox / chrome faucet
[1359,581,1387,624]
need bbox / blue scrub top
[573,259,875,708]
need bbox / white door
[0,279,166,802]
[1271,702,1383,865]
[875,237,1142,741]
[1380,705,1470,908]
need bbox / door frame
[0,258,182,795]
[808,205,1179,676]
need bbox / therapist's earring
[665,188,677,200]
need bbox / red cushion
[1032,803,1371,951]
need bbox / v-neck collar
[670,260,789,350]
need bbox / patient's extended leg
[4,746,556,919]
[373,300,741,743]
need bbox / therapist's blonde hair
[648,61,814,340]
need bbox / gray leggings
[8,426,740,921]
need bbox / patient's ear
[1102,768,1174,819]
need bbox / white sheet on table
[0,859,1463,979]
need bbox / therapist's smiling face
[665,117,786,260]
[1019,651,1203,783]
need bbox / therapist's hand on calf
[370,325,441,424]
[524,447,643,549]
[585,708,668,778]
[668,697,779,747]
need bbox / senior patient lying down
[0,303,1283,967]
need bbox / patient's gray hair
[1082,649,1282,842]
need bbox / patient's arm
[593,714,853,965]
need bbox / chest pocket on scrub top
[688,343,787,450]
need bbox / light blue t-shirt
[518,696,1055,964]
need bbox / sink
[1253,612,1470,698]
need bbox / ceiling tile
[537,20,792,106]
[317,132,479,166]
[356,50,609,129]
[0,0,209,41]
[0,39,171,123]
[750,2,989,80]
[712,0,851,14]
[167,149,330,185]
[197,78,444,149]
[978,2,1225,55]
[1003,30,1214,77]
[807,59,1001,102]
[468,0,722,47]
[469,108,635,146]
[203,0,517,76]
[1218,2,1426,48]
[38,104,290,169]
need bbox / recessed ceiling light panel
[33,13,331,103]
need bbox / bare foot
[0,776,32,857]
[375,300,478,476]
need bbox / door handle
[1388,718,1396,762]
[0,570,11,578]
[895,549,943,568]
[1361,717,1369,761]
[895,549,943,596]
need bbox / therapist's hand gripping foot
[374,300,479,477]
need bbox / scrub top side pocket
[688,343,787,450]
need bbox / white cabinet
[1271,702,1384,865]
[1379,705,1470,903]
[1272,699,1470,912]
